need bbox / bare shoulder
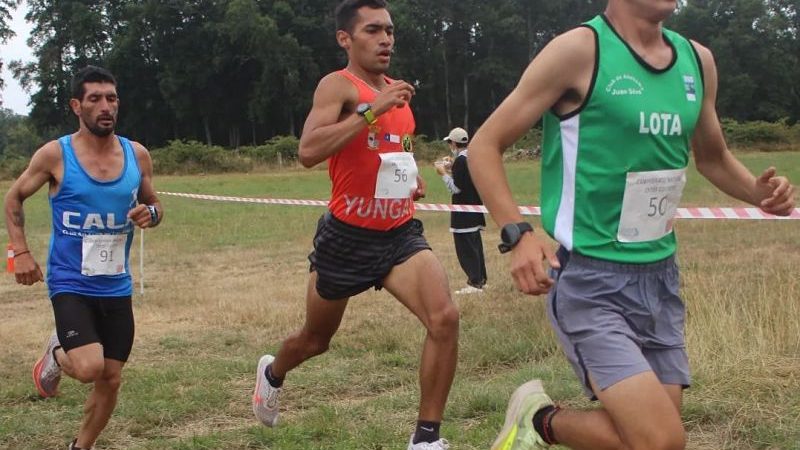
[546,26,597,65]
[516,26,596,97]
[689,40,715,68]
[129,140,154,170]
[30,140,63,168]
[130,140,150,157]
[315,71,359,103]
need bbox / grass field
[1,153,799,450]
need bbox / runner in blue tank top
[3,66,163,450]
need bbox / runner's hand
[509,232,560,296]
[372,80,415,116]
[413,175,426,200]
[14,252,43,285]
[128,204,156,228]
[756,167,795,216]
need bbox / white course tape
[157,192,800,220]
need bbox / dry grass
[1,162,799,449]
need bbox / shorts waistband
[325,212,414,239]
[558,247,676,273]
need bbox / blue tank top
[47,135,141,298]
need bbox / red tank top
[327,69,417,230]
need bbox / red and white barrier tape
[158,192,800,220]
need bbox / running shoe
[491,380,553,450]
[407,436,450,450]
[32,332,61,398]
[252,354,281,427]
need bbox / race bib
[81,234,126,276]
[617,168,686,243]
[375,152,419,199]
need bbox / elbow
[297,146,317,168]
[693,154,717,178]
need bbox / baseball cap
[443,127,469,144]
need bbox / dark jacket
[448,151,486,230]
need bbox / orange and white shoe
[252,354,281,427]
[32,332,61,398]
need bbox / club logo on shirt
[606,74,644,96]
[402,134,414,152]
[639,112,683,136]
[63,212,131,231]
[683,75,697,102]
[367,125,381,150]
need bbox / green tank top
[541,15,704,263]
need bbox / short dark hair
[71,65,117,101]
[335,0,388,33]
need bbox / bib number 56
[394,168,408,183]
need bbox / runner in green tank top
[468,1,796,449]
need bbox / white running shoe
[455,285,483,295]
[33,332,61,398]
[68,439,95,449]
[407,435,450,450]
[252,354,281,427]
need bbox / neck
[74,128,117,152]
[345,64,386,91]
[604,4,664,48]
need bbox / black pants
[453,231,487,288]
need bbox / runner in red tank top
[251,2,459,450]
[328,69,417,230]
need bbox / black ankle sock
[532,405,560,445]
[70,439,89,450]
[412,420,440,444]
[264,363,284,388]
[52,346,62,367]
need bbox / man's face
[339,7,395,74]
[71,82,119,137]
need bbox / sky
[0,0,33,115]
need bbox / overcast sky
[0,0,33,115]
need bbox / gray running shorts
[546,248,690,399]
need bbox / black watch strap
[498,222,534,253]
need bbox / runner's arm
[469,28,594,227]
[298,74,365,168]
[468,29,595,295]
[129,142,163,228]
[3,142,60,284]
[691,42,795,215]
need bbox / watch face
[501,224,520,245]
[357,103,370,115]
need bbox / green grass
[1,154,799,449]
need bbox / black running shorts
[308,213,432,300]
[50,293,135,362]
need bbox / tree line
[0,0,798,154]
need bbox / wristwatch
[498,222,534,253]
[356,103,378,125]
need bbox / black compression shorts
[51,293,135,362]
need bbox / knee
[426,304,460,340]
[99,372,122,393]
[72,361,104,384]
[300,331,331,357]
